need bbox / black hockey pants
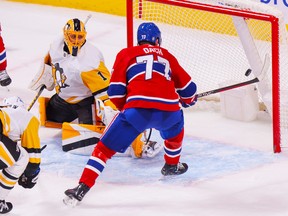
[46,94,94,124]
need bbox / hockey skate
[0,200,13,214]
[161,162,188,176]
[63,183,90,207]
[0,71,11,87]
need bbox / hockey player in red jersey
[63,22,197,206]
[0,23,12,86]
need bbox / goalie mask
[63,18,87,56]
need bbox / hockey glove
[29,63,54,91]
[180,100,191,108]
[0,70,12,87]
[180,95,198,108]
[18,167,40,189]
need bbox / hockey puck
[245,69,252,76]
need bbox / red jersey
[108,44,197,111]
[0,23,7,71]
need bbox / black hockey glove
[18,167,40,189]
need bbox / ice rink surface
[1,1,288,215]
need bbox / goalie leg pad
[131,134,144,158]
[38,97,48,127]
[62,122,105,155]
[95,99,118,126]
[38,97,62,128]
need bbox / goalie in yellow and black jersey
[29,18,163,158]
[30,18,112,125]
[0,96,42,214]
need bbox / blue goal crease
[40,135,280,185]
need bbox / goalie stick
[0,85,45,110]
[84,14,92,25]
[196,54,270,99]
[27,85,45,111]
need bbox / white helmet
[2,96,25,109]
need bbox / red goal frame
[126,0,281,153]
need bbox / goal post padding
[126,0,288,153]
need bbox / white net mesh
[129,0,288,151]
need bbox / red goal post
[126,0,288,153]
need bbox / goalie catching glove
[29,63,55,91]
[18,167,40,189]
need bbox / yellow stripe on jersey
[98,61,111,80]
[0,172,17,188]
[0,142,15,167]
[66,96,78,104]
[0,111,11,136]
[28,156,41,164]
[81,61,111,97]
[21,116,41,165]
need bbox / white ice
[0,1,288,216]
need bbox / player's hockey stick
[196,54,270,99]
[145,55,269,144]
[144,128,152,145]
[27,85,45,111]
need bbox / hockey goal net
[126,0,288,153]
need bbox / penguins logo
[52,63,70,93]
